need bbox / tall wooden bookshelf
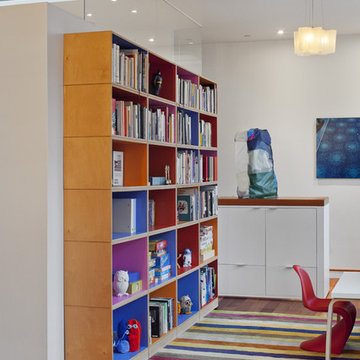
[64,31,218,360]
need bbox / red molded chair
[293,265,356,354]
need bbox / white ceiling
[56,0,360,44]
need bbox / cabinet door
[266,208,317,267]
[219,264,265,297]
[219,207,265,266]
[266,265,316,299]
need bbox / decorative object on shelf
[150,176,166,185]
[165,164,171,184]
[179,295,192,314]
[152,70,162,96]
[316,117,360,178]
[113,270,129,297]
[113,320,130,353]
[182,248,192,267]
[294,0,336,56]
[176,253,182,269]
[127,319,141,352]
[234,128,277,199]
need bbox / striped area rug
[152,310,360,360]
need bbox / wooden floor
[218,279,360,317]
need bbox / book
[177,195,192,221]
[150,300,168,334]
[112,151,123,186]
[149,303,163,337]
[149,199,155,227]
[112,198,136,234]
[151,297,174,331]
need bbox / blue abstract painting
[316,117,360,178]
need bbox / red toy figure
[127,319,141,352]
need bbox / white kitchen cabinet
[218,197,329,299]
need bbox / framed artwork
[316,117,360,178]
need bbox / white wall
[0,3,100,360]
[202,35,360,270]
[46,5,101,360]
[0,4,48,360]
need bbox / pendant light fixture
[294,0,336,56]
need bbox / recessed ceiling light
[111,0,117,2]
[149,38,155,42]
[277,29,284,35]
[188,41,194,45]
[86,13,92,17]
[131,9,137,13]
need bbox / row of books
[200,265,216,307]
[176,76,199,109]
[148,199,155,227]
[111,99,147,139]
[199,85,217,114]
[200,154,217,182]
[199,120,212,147]
[176,150,199,185]
[200,186,218,219]
[177,188,199,222]
[148,107,176,143]
[200,225,215,262]
[177,110,192,145]
[111,44,147,92]
[176,76,217,114]
[149,297,174,338]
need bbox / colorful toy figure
[113,270,129,297]
[179,295,192,314]
[182,248,192,267]
[127,319,141,352]
[152,70,162,96]
[113,319,130,353]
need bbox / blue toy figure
[113,319,130,353]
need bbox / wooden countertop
[218,196,329,207]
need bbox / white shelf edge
[112,290,148,311]
[112,232,148,245]
[112,186,147,192]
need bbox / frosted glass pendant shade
[294,26,336,55]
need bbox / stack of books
[199,84,217,114]
[176,76,199,108]
[148,107,175,143]
[111,99,147,139]
[149,239,171,284]
[200,225,214,262]
[177,188,199,222]
[199,154,217,182]
[112,45,147,92]
[177,110,192,145]
[176,150,199,185]
[200,265,216,307]
[149,297,174,338]
[200,185,218,219]
[199,119,212,147]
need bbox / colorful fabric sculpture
[114,319,129,353]
[247,128,277,199]
[127,319,141,352]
